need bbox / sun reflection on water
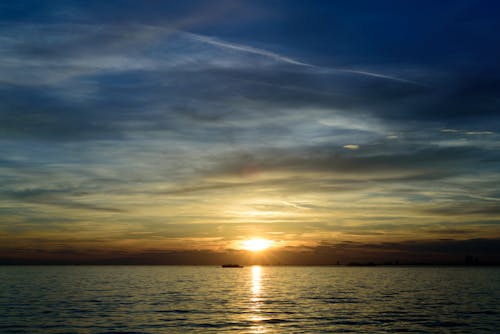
[249,265,267,333]
[252,265,261,296]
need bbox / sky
[1,0,500,264]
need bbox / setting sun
[240,239,273,252]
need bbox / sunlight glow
[241,238,273,252]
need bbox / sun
[240,238,273,252]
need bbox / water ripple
[0,266,499,333]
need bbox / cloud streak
[186,31,427,86]
[186,32,314,67]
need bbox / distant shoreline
[1,263,500,266]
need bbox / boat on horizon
[221,264,244,268]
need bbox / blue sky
[1,0,500,263]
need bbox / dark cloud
[206,144,496,180]
[313,238,500,264]
[0,188,124,213]
[422,204,500,217]
[368,238,500,255]
[1,238,499,265]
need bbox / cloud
[186,31,432,88]
[1,188,124,213]
[186,32,314,67]
[421,204,500,217]
[205,145,492,180]
[441,128,495,136]
[2,237,500,264]
[325,68,428,87]
[1,21,499,146]
[310,238,500,264]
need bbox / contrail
[331,69,425,86]
[186,31,427,86]
[185,32,315,68]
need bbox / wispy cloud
[185,32,314,67]
[185,31,427,86]
[331,69,428,87]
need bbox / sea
[0,266,499,333]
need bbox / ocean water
[0,266,499,333]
